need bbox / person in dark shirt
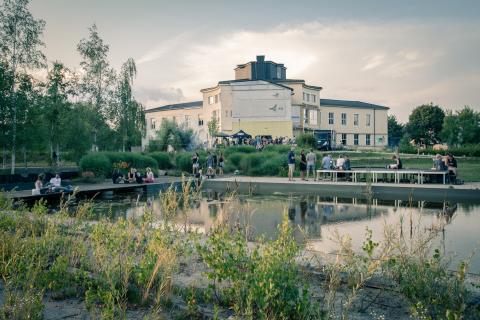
[388,155,402,169]
[300,149,307,180]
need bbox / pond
[86,189,480,272]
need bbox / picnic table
[316,169,449,184]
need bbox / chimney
[256,55,265,62]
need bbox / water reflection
[91,191,479,271]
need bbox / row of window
[150,115,205,130]
[340,133,372,146]
[302,92,317,104]
[330,112,371,126]
[208,94,219,105]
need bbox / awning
[231,130,252,139]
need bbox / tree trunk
[56,143,60,167]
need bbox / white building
[143,56,389,149]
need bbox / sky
[28,0,480,122]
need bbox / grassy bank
[0,186,478,319]
[77,148,480,182]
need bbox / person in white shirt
[50,174,61,187]
[306,149,317,180]
[336,155,345,170]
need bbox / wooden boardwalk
[8,176,181,202]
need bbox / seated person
[33,175,45,195]
[342,155,351,171]
[112,169,125,184]
[127,168,136,183]
[387,155,402,169]
[143,167,155,183]
[135,170,143,183]
[433,154,447,171]
[446,153,457,180]
[206,152,215,177]
[321,154,333,170]
[50,173,61,187]
[336,155,345,170]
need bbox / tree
[43,62,74,164]
[207,115,219,144]
[0,0,46,173]
[387,115,404,147]
[77,24,116,152]
[111,58,145,151]
[150,119,195,151]
[405,104,445,146]
[441,106,480,146]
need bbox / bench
[316,169,448,184]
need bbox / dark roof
[320,99,389,110]
[145,101,203,113]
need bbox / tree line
[0,0,145,174]
[388,103,479,148]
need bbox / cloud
[134,86,185,108]
[134,20,480,122]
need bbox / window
[303,92,306,101]
[150,118,156,130]
[198,117,204,126]
[366,134,371,146]
[341,113,347,125]
[306,93,310,102]
[312,95,316,103]
[366,114,371,126]
[230,110,232,117]
[208,96,215,104]
[309,110,317,125]
[328,112,334,124]
[225,110,228,117]
[354,134,359,145]
[303,109,309,125]
[215,94,219,103]
[341,134,347,145]
[212,110,218,120]
[184,115,190,127]
[172,116,176,123]
[354,114,359,126]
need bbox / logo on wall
[269,104,284,112]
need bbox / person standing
[322,154,333,169]
[218,153,224,175]
[206,152,215,177]
[300,149,307,180]
[306,149,317,180]
[192,152,199,175]
[287,146,296,181]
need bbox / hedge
[149,152,173,169]
[79,152,158,178]
[400,144,480,157]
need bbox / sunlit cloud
[136,21,480,121]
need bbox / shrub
[262,144,291,154]
[103,152,158,172]
[226,152,246,168]
[197,218,315,319]
[175,152,194,173]
[79,154,111,178]
[223,145,256,157]
[297,133,316,148]
[149,152,173,169]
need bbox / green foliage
[441,106,480,146]
[223,145,256,157]
[388,115,404,146]
[197,218,316,319]
[149,152,173,169]
[297,133,316,148]
[79,152,158,178]
[150,119,196,151]
[385,249,468,319]
[406,103,445,146]
[79,153,111,178]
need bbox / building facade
[143,56,389,149]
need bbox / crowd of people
[33,173,73,195]
[191,151,225,179]
[112,167,155,184]
[213,135,296,150]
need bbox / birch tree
[0,0,46,174]
[111,58,145,151]
[77,24,115,152]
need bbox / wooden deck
[9,176,181,202]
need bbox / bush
[79,154,111,178]
[79,152,159,178]
[197,218,315,319]
[223,145,256,157]
[175,152,194,173]
[262,144,291,154]
[297,133,316,148]
[149,152,173,169]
